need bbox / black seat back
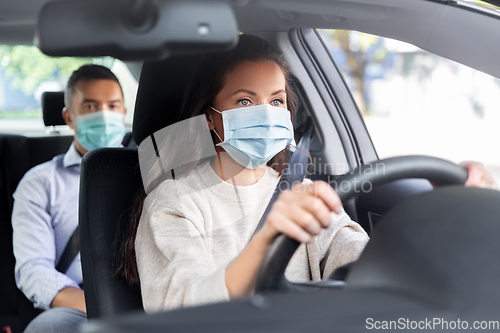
[79,148,144,319]
[79,55,203,319]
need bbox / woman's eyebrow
[231,89,256,96]
[271,89,286,96]
[230,89,286,96]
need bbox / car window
[0,45,138,136]
[319,29,500,184]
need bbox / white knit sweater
[135,160,369,313]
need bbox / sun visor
[35,0,239,60]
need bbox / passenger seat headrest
[41,91,66,127]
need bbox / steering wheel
[254,155,468,293]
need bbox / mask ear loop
[212,129,224,144]
[208,107,226,180]
[210,107,224,145]
[211,106,222,114]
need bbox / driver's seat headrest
[132,55,204,146]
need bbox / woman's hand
[257,181,343,245]
[461,161,499,190]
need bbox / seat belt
[252,124,313,236]
[55,227,79,274]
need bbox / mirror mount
[122,0,159,34]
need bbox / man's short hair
[64,64,122,110]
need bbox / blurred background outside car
[320,28,500,184]
[0,45,138,136]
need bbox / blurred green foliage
[0,45,113,95]
[0,109,42,118]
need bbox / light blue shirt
[12,142,83,310]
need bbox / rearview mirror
[35,0,239,60]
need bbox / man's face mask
[211,104,294,169]
[76,110,126,150]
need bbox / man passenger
[12,64,127,333]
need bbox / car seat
[79,54,203,319]
[0,91,73,333]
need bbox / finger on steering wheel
[266,204,313,243]
[292,181,343,214]
[294,195,332,229]
[286,203,323,235]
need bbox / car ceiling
[2,0,500,79]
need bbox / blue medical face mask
[211,104,294,169]
[76,110,126,151]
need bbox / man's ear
[62,107,74,129]
[205,109,215,130]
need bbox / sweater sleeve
[307,209,369,281]
[135,182,230,313]
[320,213,369,279]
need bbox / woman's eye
[237,99,252,106]
[270,99,284,106]
[84,104,95,110]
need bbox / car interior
[0,93,73,332]
[2,0,500,332]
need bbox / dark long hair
[118,34,298,289]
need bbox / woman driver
[121,35,497,312]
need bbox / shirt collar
[63,142,82,168]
